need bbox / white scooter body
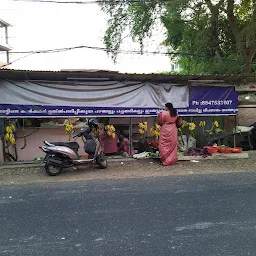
[40,136,107,176]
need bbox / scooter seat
[49,141,80,150]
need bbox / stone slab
[178,152,249,161]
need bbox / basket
[218,147,232,154]
[203,146,218,154]
[231,147,243,153]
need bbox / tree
[100,0,256,74]
[227,0,256,74]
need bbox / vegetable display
[133,151,160,159]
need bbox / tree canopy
[100,0,256,74]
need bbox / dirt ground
[0,151,256,186]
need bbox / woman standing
[158,103,179,166]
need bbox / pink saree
[158,111,178,166]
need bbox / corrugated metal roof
[3,68,62,72]
[0,68,255,84]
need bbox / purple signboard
[0,86,238,117]
[178,86,238,116]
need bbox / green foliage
[100,0,256,74]
[235,0,255,22]
[101,0,160,61]
[178,56,243,75]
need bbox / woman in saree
[158,102,179,166]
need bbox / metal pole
[1,135,6,162]
[234,115,237,147]
[129,117,132,155]
[5,26,10,64]
[2,119,7,162]
[5,26,8,44]
[6,51,9,64]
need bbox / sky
[0,0,172,73]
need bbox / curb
[0,157,135,170]
[0,152,250,170]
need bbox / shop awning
[0,80,238,117]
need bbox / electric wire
[9,0,189,5]
[1,44,254,69]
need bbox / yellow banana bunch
[188,122,196,131]
[5,124,16,145]
[138,129,144,135]
[6,126,12,134]
[138,122,147,131]
[213,121,219,127]
[199,121,206,127]
[151,130,160,139]
[181,120,189,128]
[138,122,148,135]
[10,124,15,131]
[199,121,206,134]
[10,137,15,144]
[150,124,160,139]
[107,125,115,132]
[65,123,74,134]
[106,125,116,139]
[143,122,148,131]
[5,133,10,141]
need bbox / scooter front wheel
[45,164,62,176]
[96,153,108,169]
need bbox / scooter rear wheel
[96,153,108,169]
[45,164,62,176]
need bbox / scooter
[40,133,107,176]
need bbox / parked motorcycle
[40,121,107,176]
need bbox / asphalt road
[1,172,256,256]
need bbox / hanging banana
[106,125,116,139]
[64,119,74,141]
[5,123,16,145]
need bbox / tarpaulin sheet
[0,80,188,117]
[0,80,238,117]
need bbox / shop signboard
[0,85,238,117]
